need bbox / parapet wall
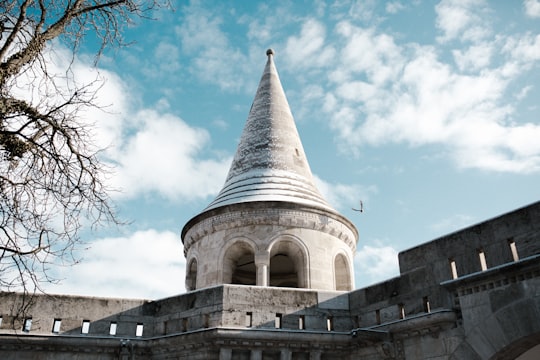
[399,201,540,283]
[0,292,151,338]
[349,201,540,329]
[0,285,353,339]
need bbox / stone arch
[267,235,309,288]
[221,238,257,285]
[459,282,540,360]
[334,251,352,291]
[490,332,540,360]
[185,257,198,291]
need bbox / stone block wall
[0,285,354,338]
[348,271,453,329]
[348,201,540,331]
[442,254,540,359]
[0,292,151,338]
[399,201,540,283]
[218,286,352,332]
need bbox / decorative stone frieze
[184,206,357,254]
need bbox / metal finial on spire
[266,48,274,56]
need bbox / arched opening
[222,241,256,285]
[232,252,256,285]
[185,258,198,291]
[492,333,540,360]
[270,253,297,287]
[269,240,306,288]
[334,253,352,291]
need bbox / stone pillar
[251,349,262,360]
[256,264,268,286]
[219,348,232,360]
[255,252,269,286]
[280,348,292,360]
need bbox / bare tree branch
[0,0,170,296]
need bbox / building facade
[1,50,539,359]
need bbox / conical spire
[204,49,334,212]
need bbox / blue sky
[46,0,540,299]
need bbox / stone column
[250,349,262,360]
[255,252,269,286]
[280,348,292,360]
[219,348,232,360]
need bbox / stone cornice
[182,204,358,254]
[367,310,457,340]
[150,327,355,355]
[441,254,540,297]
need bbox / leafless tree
[0,0,168,294]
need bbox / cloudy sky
[45,0,540,299]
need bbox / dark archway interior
[232,252,256,285]
[269,253,298,287]
[186,259,198,291]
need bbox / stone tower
[181,49,358,292]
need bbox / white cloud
[176,4,227,53]
[435,0,491,43]
[154,41,181,73]
[335,22,403,85]
[108,109,230,200]
[175,3,253,91]
[44,42,231,202]
[524,0,540,17]
[355,244,400,286]
[284,19,335,69]
[244,3,296,44]
[503,33,540,65]
[452,43,493,71]
[386,2,405,14]
[46,230,186,299]
[314,175,378,212]
[11,42,129,155]
[321,20,540,174]
[347,0,377,22]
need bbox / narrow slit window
[182,318,188,332]
[298,315,305,330]
[0,316,3,328]
[52,319,62,333]
[398,304,405,319]
[203,314,210,328]
[375,309,381,325]
[135,323,143,337]
[109,322,117,335]
[275,313,282,329]
[423,296,431,313]
[326,316,334,331]
[245,312,252,327]
[23,318,32,332]
[81,320,90,334]
[478,249,488,271]
[449,258,458,279]
[509,239,519,262]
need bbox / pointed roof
[203,49,335,213]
